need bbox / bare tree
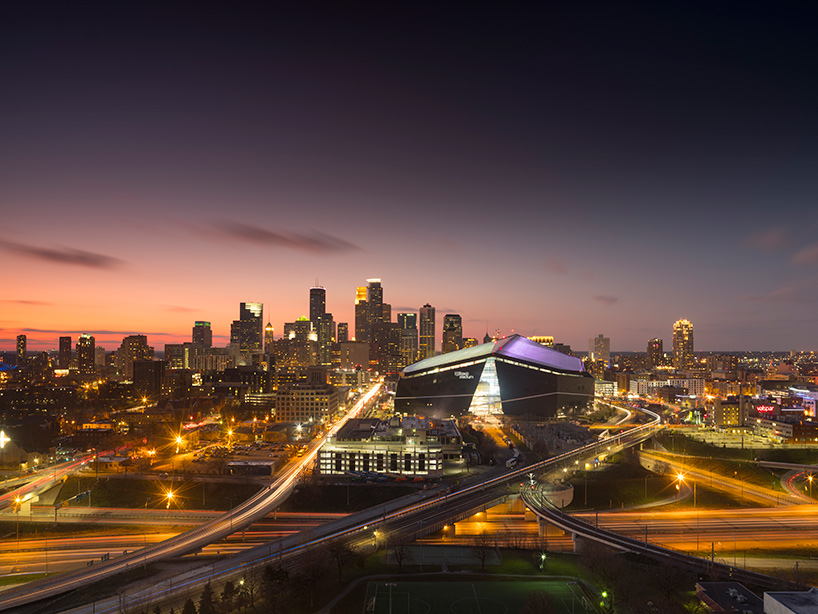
[471,531,496,572]
[521,590,556,614]
[325,539,359,582]
[387,533,412,573]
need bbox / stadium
[395,334,594,419]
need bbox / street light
[808,474,813,500]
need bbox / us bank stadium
[395,334,594,419]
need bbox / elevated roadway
[0,383,383,612]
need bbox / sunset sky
[2,2,818,353]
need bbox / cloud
[792,243,818,265]
[21,328,176,336]
[163,305,199,313]
[743,227,789,252]
[544,257,568,275]
[1,300,52,306]
[0,240,123,269]
[741,285,815,303]
[212,222,360,254]
[594,295,619,306]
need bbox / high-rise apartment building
[76,334,96,375]
[16,335,26,365]
[283,317,318,366]
[647,338,663,368]
[398,312,419,366]
[230,302,263,365]
[442,314,463,354]
[58,336,72,369]
[315,313,334,366]
[588,334,610,365]
[371,322,403,374]
[419,303,436,359]
[192,321,212,347]
[672,319,694,370]
[116,335,154,379]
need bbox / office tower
[382,303,392,323]
[94,346,106,368]
[264,322,275,354]
[164,343,190,369]
[354,286,368,342]
[192,321,212,348]
[647,338,663,368]
[529,336,555,347]
[398,313,419,365]
[419,303,436,359]
[371,322,403,374]
[442,314,463,354]
[672,319,694,369]
[58,336,72,369]
[337,322,349,343]
[76,334,96,375]
[16,335,26,365]
[230,302,263,365]
[133,359,165,398]
[588,334,610,365]
[316,313,334,366]
[310,286,326,323]
[116,335,154,379]
[283,317,318,366]
[366,279,383,341]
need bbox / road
[0,382,383,612]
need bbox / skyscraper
[442,314,463,354]
[337,322,349,343]
[264,322,275,354]
[647,338,663,368]
[230,302,263,365]
[672,319,694,370]
[116,335,154,379]
[354,286,368,342]
[398,312,419,365]
[419,303,436,359]
[58,336,72,369]
[310,286,326,323]
[366,278,383,338]
[16,335,26,365]
[588,334,610,365]
[76,333,96,375]
[192,321,212,348]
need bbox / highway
[0,382,383,612]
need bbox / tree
[152,606,162,614]
[325,540,359,582]
[387,533,412,573]
[263,565,291,614]
[220,581,236,612]
[182,599,197,614]
[471,531,495,571]
[198,581,217,614]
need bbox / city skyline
[3,3,818,353]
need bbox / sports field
[363,580,596,614]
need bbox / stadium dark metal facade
[395,334,594,419]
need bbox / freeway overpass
[37,407,665,614]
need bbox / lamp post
[809,474,813,500]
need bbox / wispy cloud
[211,222,360,254]
[163,305,199,313]
[1,300,52,306]
[741,284,815,303]
[743,226,789,252]
[792,243,818,265]
[594,295,619,306]
[544,257,568,275]
[21,328,176,336]
[0,240,123,269]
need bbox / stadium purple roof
[403,334,587,375]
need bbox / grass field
[363,580,598,614]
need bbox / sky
[2,2,818,353]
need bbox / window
[390,453,398,472]
[376,453,384,471]
[404,453,412,472]
[418,453,425,471]
[335,452,342,473]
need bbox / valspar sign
[454,371,474,380]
